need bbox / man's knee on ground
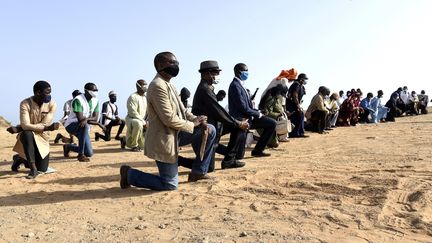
[163,183,178,191]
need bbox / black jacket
[192,80,239,129]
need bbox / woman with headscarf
[337,92,363,126]
[385,92,399,122]
[257,84,289,147]
[10,80,59,179]
[260,68,297,107]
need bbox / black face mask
[160,65,180,77]
[42,95,52,103]
[110,97,117,103]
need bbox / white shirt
[400,90,410,104]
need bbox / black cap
[297,73,308,80]
[72,90,81,97]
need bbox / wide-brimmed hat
[199,60,222,73]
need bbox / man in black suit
[228,63,276,157]
[191,60,249,170]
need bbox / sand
[0,114,431,243]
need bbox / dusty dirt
[0,114,431,242]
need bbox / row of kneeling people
[7,51,429,190]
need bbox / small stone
[159,224,166,229]
[27,232,35,238]
[135,224,146,230]
[195,216,205,221]
[240,231,247,237]
[250,203,259,212]
[200,237,210,243]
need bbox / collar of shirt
[234,77,246,86]
[234,77,249,98]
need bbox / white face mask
[213,75,221,84]
[136,83,147,93]
[86,90,98,98]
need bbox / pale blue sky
[1,0,431,124]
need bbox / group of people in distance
[6,51,430,188]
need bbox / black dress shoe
[120,137,126,149]
[63,144,70,157]
[289,134,309,138]
[11,160,21,172]
[188,173,212,182]
[120,165,131,189]
[251,150,271,157]
[221,160,245,169]
[11,154,28,172]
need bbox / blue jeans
[128,161,178,190]
[127,124,216,190]
[65,122,93,157]
[178,125,216,175]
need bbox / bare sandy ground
[0,114,431,243]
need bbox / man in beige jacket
[120,52,216,190]
[9,81,59,179]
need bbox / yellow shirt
[13,97,57,159]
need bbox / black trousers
[309,110,327,133]
[359,109,370,123]
[98,119,125,141]
[250,116,277,152]
[20,131,49,172]
[215,125,247,161]
[178,124,247,172]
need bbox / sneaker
[267,142,279,149]
[221,160,245,169]
[120,165,131,189]
[63,144,70,157]
[130,147,142,152]
[26,170,39,179]
[188,173,212,182]
[278,136,290,142]
[77,155,90,162]
[54,133,63,144]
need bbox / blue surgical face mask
[302,80,308,85]
[42,95,51,103]
[239,71,249,81]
